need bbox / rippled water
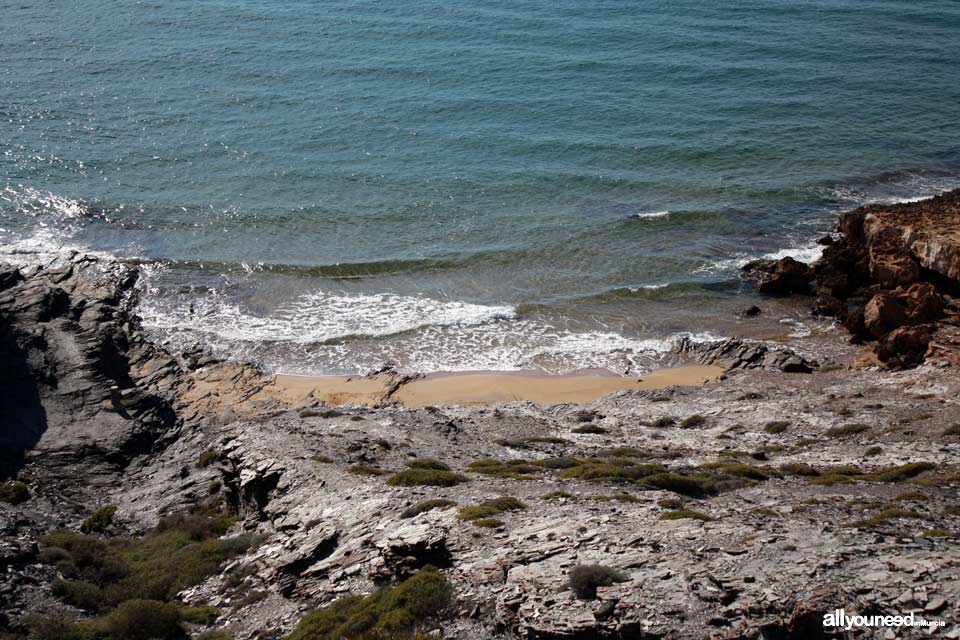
[3,1,960,373]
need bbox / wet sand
[266,365,724,408]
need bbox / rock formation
[744,190,960,369]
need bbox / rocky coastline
[2,193,960,640]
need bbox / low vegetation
[285,567,452,640]
[309,454,334,463]
[467,459,542,480]
[680,415,707,428]
[571,424,607,434]
[851,508,920,529]
[198,451,218,468]
[825,423,870,438]
[659,509,715,522]
[651,417,676,428]
[494,436,568,448]
[386,467,468,487]
[457,496,526,526]
[400,499,457,519]
[0,480,30,504]
[81,505,118,534]
[347,465,390,477]
[568,564,629,599]
[30,506,256,640]
[764,421,790,434]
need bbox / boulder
[863,292,908,339]
[876,324,936,368]
[897,282,943,323]
[742,257,814,296]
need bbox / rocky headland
[2,193,960,640]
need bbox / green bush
[310,454,334,463]
[825,423,869,438]
[400,499,457,519]
[208,480,222,495]
[764,421,790,434]
[568,564,628,599]
[285,567,452,640]
[81,506,117,534]
[456,505,500,521]
[598,447,643,458]
[542,491,576,501]
[471,518,504,528]
[651,417,676,428]
[702,462,781,481]
[571,424,607,434]
[106,600,182,640]
[179,605,221,625]
[779,463,820,476]
[466,459,541,479]
[198,451,219,468]
[537,457,581,470]
[642,473,716,497]
[39,506,250,614]
[457,496,526,524]
[680,415,707,428]
[660,509,715,522]
[865,446,883,457]
[28,616,103,640]
[386,469,467,487]
[0,480,30,504]
[867,462,937,483]
[404,458,450,471]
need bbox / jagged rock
[876,324,936,368]
[863,292,908,339]
[811,294,843,318]
[742,258,814,296]
[740,306,762,317]
[897,282,943,323]
[674,337,817,373]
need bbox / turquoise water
[3,1,960,373]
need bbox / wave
[133,256,459,280]
[633,210,671,219]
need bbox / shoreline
[265,364,724,408]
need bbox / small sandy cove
[261,365,723,408]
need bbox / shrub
[651,417,676,428]
[208,480,222,495]
[852,509,920,528]
[701,463,781,481]
[466,459,541,479]
[571,424,607,434]
[542,490,576,501]
[0,480,30,504]
[39,506,250,614]
[764,421,789,434]
[310,454,334,463]
[298,408,342,419]
[386,469,467,487]
[568,564,628,599]
[81,506,117,534]
[922,529,952,538]
[525,436,568,445]
[751,507,779,517]
[179,605,221,625]
[825,424,869,438]
[28,616,103,640]
[106,600,182,640]
[642,473,716,497]
[660,509,715,522]
[198,451,218,468]
[481,496,527,512]
[471,518,504,528]
[680,415,707,429]
[538,457,581,470]
[737,392,764,401]
[285,567,452,640]
[559,462,665,483]
[456,506,500,521]
[400,499,457,519]
[347,465,389,477]
[404,458,450,471]
[894,491,928,502]
[779,463,820,476]
[865,446,883,457]
[867,462,937,483]
[656,498,683,509]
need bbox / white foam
[634,210,671,219]
[761,242,824,264]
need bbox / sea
[3,0,960,375]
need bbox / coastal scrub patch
[865,446,883,457]
[542,490,576,501]
[81,505,118,534]
[310,454,334,463]
[660,509,715,522]
[572,424,607,434]
[764,421,790,434]
[537,457,581,470]
[494,436,567,448]
[285,567,452,640]
[779,463,820,477]
[568,564,629,600]
[825,423,870,438]
[894,491,928,502]
[680,415,707,428]
[198,451,219,468]
[347,465,390,477]
[558,462,666,483]
[642,473,716,497]
[851,508,920,529]
[471,518,504,528]
[0,480,30,504]
[651,417,676,428]
[404,458,451,471]
[386,468,467,487]
[701,462,781,481]
[400,499,457,519]
[867,462,936,483]
[457,496,526,526]
[467,459,542,479]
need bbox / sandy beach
[265,364,724,408]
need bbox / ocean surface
[3,0,960,374]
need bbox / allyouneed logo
[823,609,945,631]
